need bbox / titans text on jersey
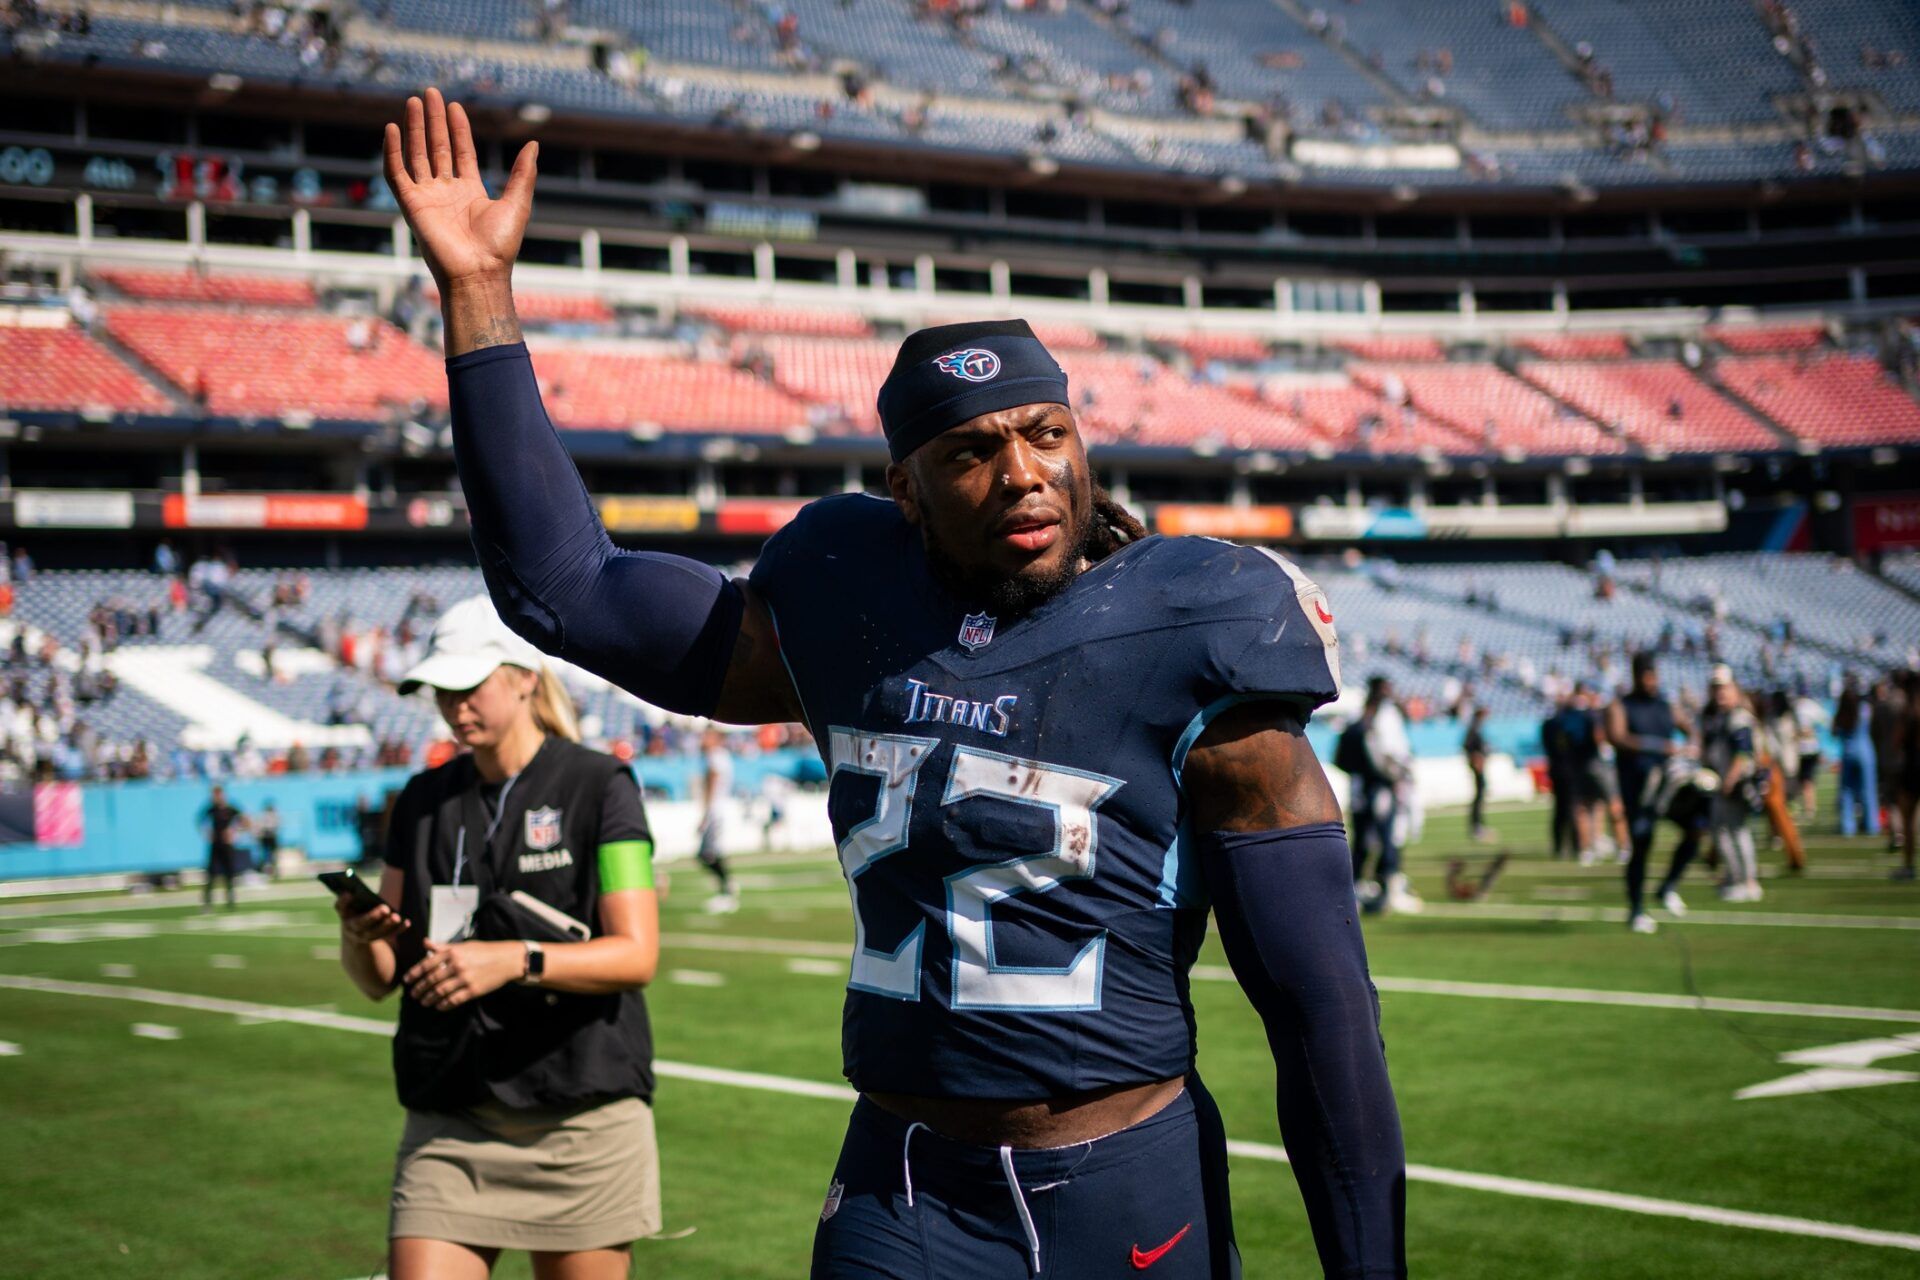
[750,493,1340,1099]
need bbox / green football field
[3,796,1917,1279]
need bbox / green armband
[598,839,655,893]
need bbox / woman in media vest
[333,594,661,1280]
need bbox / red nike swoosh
[1131,1223,1192,1270]
[1314,599,1334,624]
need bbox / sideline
[3,974,1916,1255]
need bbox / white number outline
[826,729,1124,1011]
[941,746,1124,1012]
[827,728,940,1000]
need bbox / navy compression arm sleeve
[446,342,743,716]
[1201,821,1407,1279]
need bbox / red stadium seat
[1056,352,1319,450]
[684,304,874,338]
[1704,323,1828,353]
[1515,333,1631,360]
[528,343,809,433]
[1154,331,1272,365]
[1518,360,1777,452]
[1331,336,1447,361]
[758,337,897,432]
[91,267,316,308]
[104,306,445,419]
[1260,373,1475,455]
[1715,354,1920,446]
[0,324,172,415]
[1351,362,1624,455]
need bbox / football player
[387,88,1404,1280]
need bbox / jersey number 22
[828,729,1122,1011]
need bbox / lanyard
[453,770,519,887]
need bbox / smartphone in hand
[318,870,387,916]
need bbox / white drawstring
[999,1144,1042,1276]
[901,1121,929,1208]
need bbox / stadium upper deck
[5,0,1918,193]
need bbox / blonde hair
[527,665,581,742]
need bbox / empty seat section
[1520,361,1777,451]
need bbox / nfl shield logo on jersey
[523,807,562,851]
[820,1178,844,1223]
[957,611,997,652]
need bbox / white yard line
[1411,902,1920,932]
[661,933,1920,1024]
[0,884,322,920]
[2,974,1915,1254]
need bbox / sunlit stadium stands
[528,343,809,434]
[1515,333,1632,360]
[1350,363,1623,456]
[1333,337,1448,362]
[1518,360,1780,453]
[103,307,445,420]
[91,268,317,309]
[1706,323,1829,353]
[1715,354,1920,447]
[685,305,874,339]
[0,324,174,416]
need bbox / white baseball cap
[398,594,548,694]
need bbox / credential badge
[957,611,997,652]
[523,806,563,851]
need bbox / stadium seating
[528,343,810,434]
[424,285,613,326]
[1613,551,1919,662]
[104,307,445,420]
[1350,363,1623,456]
[91,268,316,309]
[1055,352,1318,450]
[759,337,898,433]
[0,325,174,416]
[1714,355,1920,446]
[1157,331,1272,365]
[1706,323,1829,353]
[1518,360,1780,452]
[1258,374,1476,456]
[685,304,874,338]
[1333,337,1448,362]
[1515,333,1631,360]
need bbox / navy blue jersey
[751,494,1340,1099]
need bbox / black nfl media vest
[389,737,655,1112]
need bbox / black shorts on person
[811,1088,1239,1280]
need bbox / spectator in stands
[1702,667,1763,903]
[1834,678,1879,837]
[199,783,247,911]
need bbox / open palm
[383,87,538,288]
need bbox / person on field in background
[1463,704,1494,842]
[1609,652,1697,933]
[1701,666,1763,903]
[253,799,281,878]
[1542,690,1576,859]
[1834,678,1879,837]
[1791,685,1828,823]
[1756,690,1806,873]
[1894,669,1919,881]
[1360,675,1422,915]
[1873,673,1908,854]
[695,726,738,914]
[334,595,662,1280]
[199,784,247,910]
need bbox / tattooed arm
[1184,703,1408,1279]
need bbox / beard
[922,514,1096,621]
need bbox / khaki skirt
[391,1095,661,1252]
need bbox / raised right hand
[383,87,538,290]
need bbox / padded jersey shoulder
[1110,535,1342,714]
